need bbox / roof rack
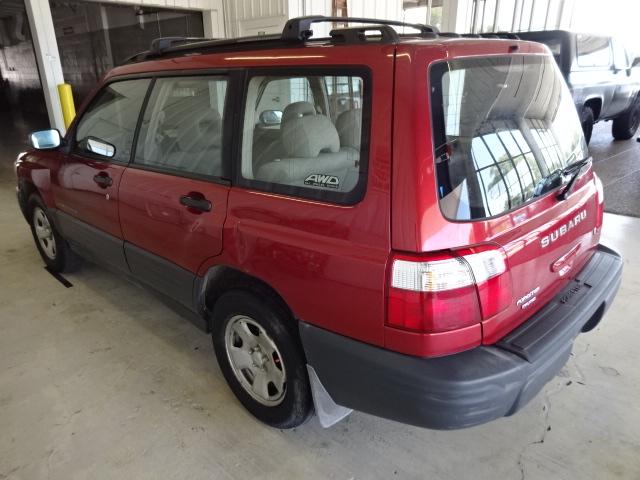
[440,32,520,40]
[122,36,214,63]
[122,16,518,65]
[281,15,438,42]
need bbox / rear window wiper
[557,157,592,201]
[533,157,592,200]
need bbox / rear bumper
[300,244,623,429]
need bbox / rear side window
[75,79,151,163]
[134,76,228,178]
[238,71,369,205]
[430,55,588,221]
[576,35,612,67]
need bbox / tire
[612,99,640,140]
[580,105,595,145]
[28,194,79,273]
[212,290,313,428]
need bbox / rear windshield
[430,55,587,221]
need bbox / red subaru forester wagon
[15,16,623,429]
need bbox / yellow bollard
[57,83,76,129]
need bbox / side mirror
[632,57,640,68]
[79,136,116,158]
[259,110,283,126]
[29,129,61,150]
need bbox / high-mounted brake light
[387,246,511,336]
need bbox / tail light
[387,246,511,335]
[594,173,604,230]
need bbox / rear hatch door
[427,52,601,342]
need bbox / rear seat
[281,101,316,123]
[256,111,360,192]
[253,101,317,171]
[336,108,362,155]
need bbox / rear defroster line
[45,267,73,288]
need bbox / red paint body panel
[53,154,125,238]
[118,168,229,272]
[206,187,390,345]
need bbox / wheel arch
[195,265,297,334]
[17,178,41,220]
[583,97,603,120]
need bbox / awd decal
[304,174,340,189]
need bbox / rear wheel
[28,194,79,273]
[580,105,595,145]
[612,99,640,140]
[212,290,313,428]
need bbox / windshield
[430,55,588,221]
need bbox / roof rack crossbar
[282,15,438,42]
[329,25,401,44]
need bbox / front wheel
[212,290,313,428]
[28,194,79,273]
[612,99,640,140]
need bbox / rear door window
[430,55,588,221]
[238,70,370,205]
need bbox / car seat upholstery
[256,113,360,192]
[281,101,317,124]
[336,109,362,152]
[282,114,340,157]
[252,101,317,171]
[163,95,223,176]
[335,109,363,189]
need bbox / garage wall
[245,0,406,40]
[83,0,225,38]
[224,0,288,37]
[0,14,47,115]
[348,0,402,21]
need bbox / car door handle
[180,193,211,212]
[93,172,113,188]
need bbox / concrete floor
[1,124,640,480]
[591,121,640,217]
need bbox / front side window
[75,79,151,163]
[430,55,588,221]
[576,35,612,68]
[239,72,368,204]
[134,76,228,178]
